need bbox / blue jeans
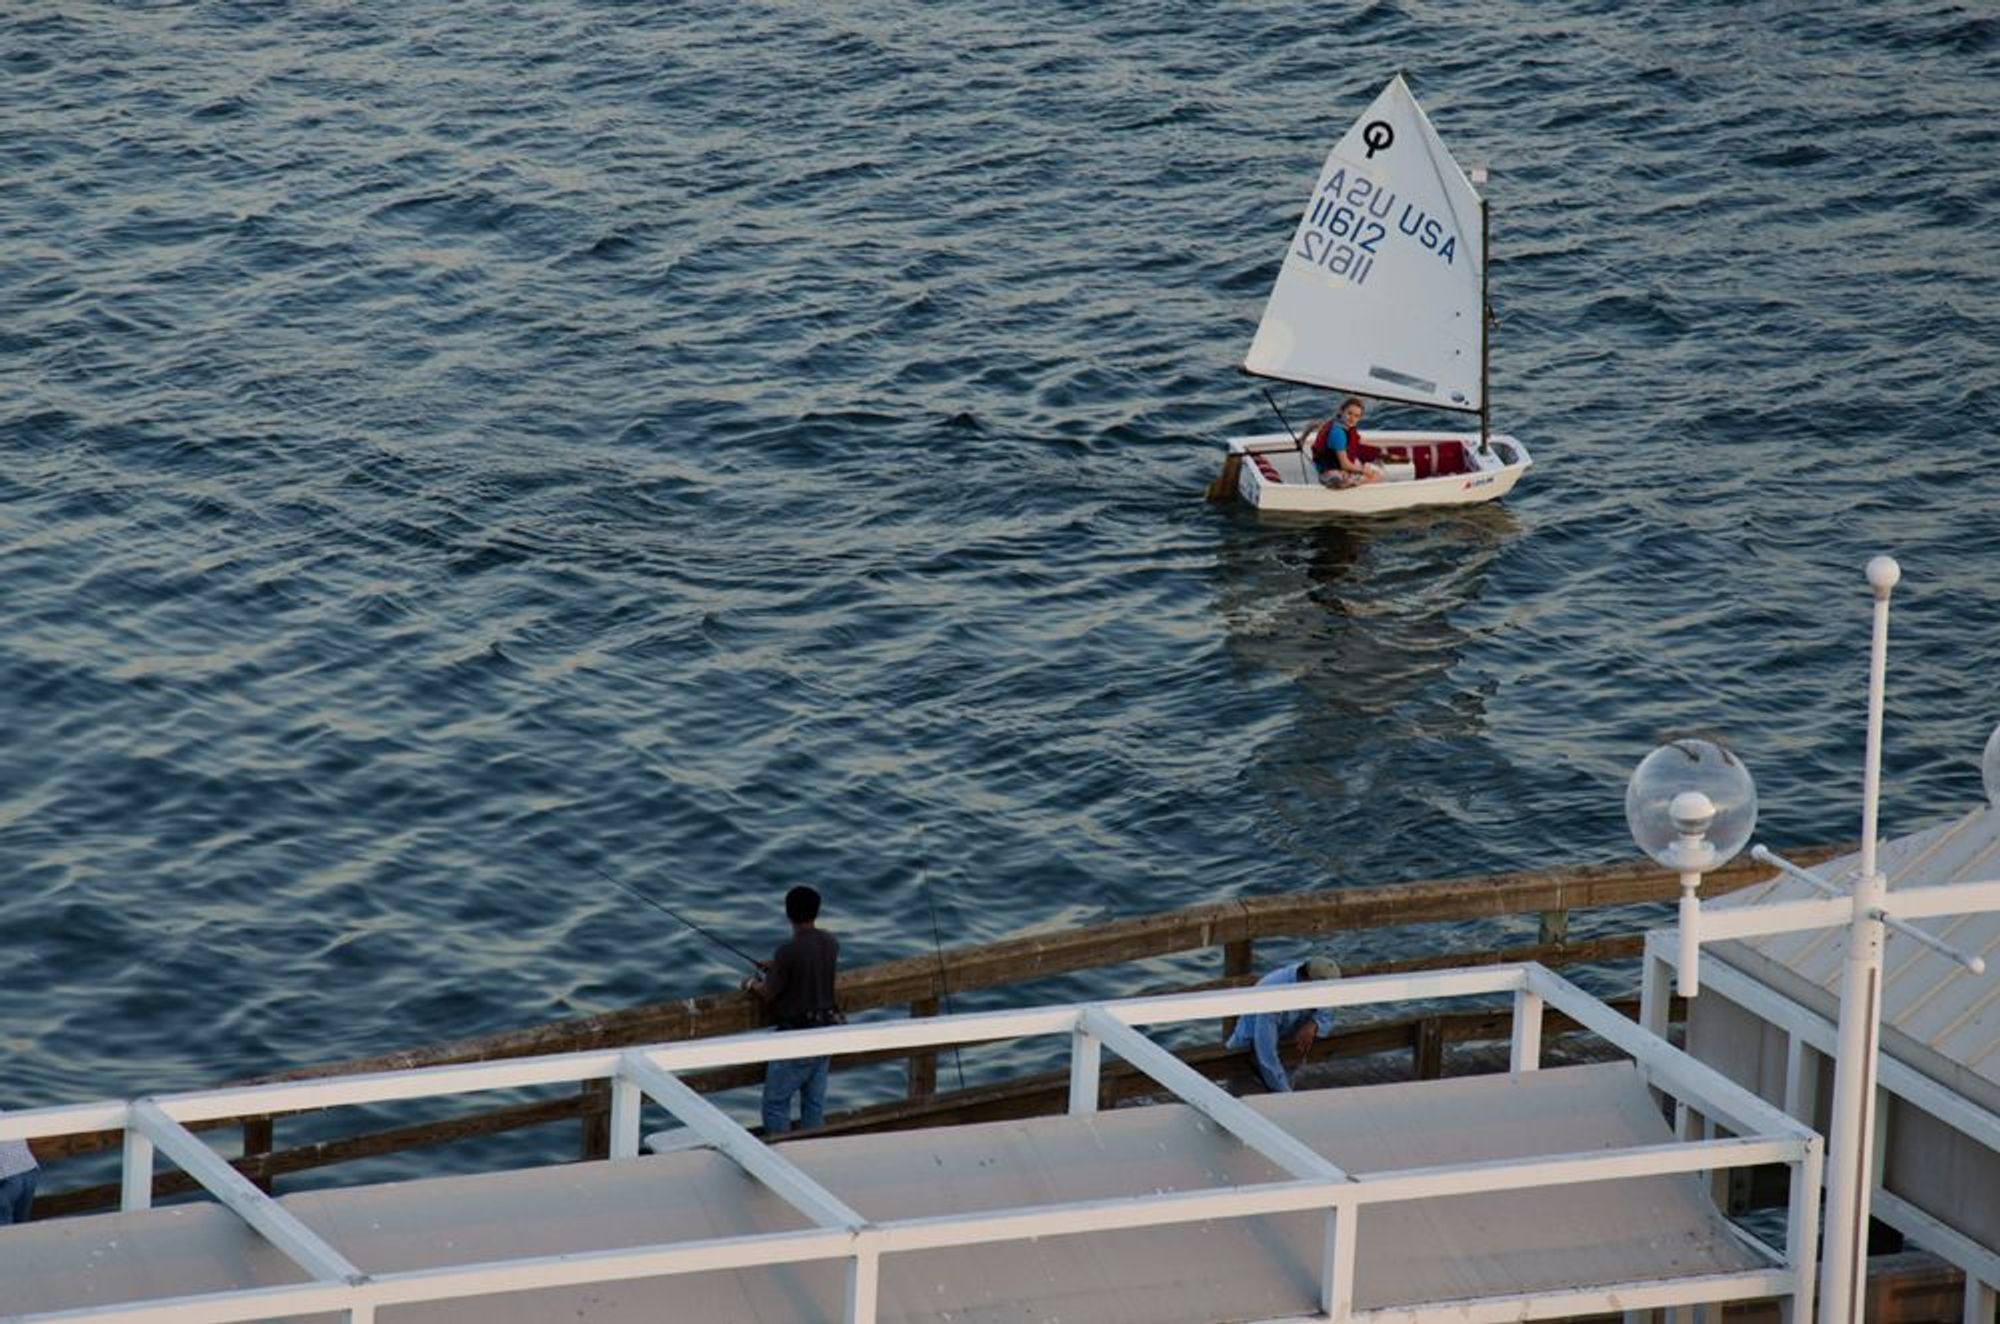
[761,1055,829,1135]
[0,1169,35,1225]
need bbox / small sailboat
[1212,75,1531,515]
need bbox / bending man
[1226,956,1341,1092]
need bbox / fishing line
[918,827,968,1092]
[581,860,764,970]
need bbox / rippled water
[4,1,1997,1115]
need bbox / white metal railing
[0,963,1822,1324]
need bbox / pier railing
[1,966,1822,1324]
[27,844,1846,1216]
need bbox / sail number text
[1293,168,1461,285]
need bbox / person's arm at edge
[1252,1013,1290,1092]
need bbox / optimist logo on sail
[1292,164,1463,287]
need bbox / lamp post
[1628,556,2000,1324]
[1625,738,1759,998]
[1815,556,1898,1324]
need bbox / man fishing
[741,885,841,1134]
[1226,955,1341,1092]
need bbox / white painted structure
[0,964,1820,1324]
[1633,556,2000,1324]
[1646,805,2000,1324]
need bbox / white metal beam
[1354,1137,1799,1210]
[357,1226,859,1312]
[1754,852,1994,971]
[130,1100,365,1286]
[1691,896,1854,944]
[869,1178,1345,1253]
[619,1051,866,1232]
[1103,967,1527,1028]
[1078,1006,1348,1183]
[0,1099,127,1141]
[1528,965,1813,1142]
[152,1052,627,1125]
[8,1281,360,1324]
[1881,878,2000,922]
[1344,1269,1795,1324]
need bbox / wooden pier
[15,841,1993,1321]
[29,845,1850,1218]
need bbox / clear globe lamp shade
[1626,739,1758,872]
[1984,722,2000,809]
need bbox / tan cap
[1302,957,1341,982]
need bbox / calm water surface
[3,1,1996,1132]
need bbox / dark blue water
[5,1,1997,1117]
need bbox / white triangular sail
[1245,75,1485,413]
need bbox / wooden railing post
[579,1079,610,1160]
[1414,1017,1445,1080]
[242,1116,274,1194]
[908,998,939,1098]
[1221,939,1254,1040]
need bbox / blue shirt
[1310,422,1355,474]
[1224,963,1337,1092]
[0,1136,35,1180]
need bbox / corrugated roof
[0,1062,1766,1323]
[1708,802,2000,1113]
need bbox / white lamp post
[1629,556,2000,1324]
[1625,738,1759,998]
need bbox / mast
[1474,164,1491,454]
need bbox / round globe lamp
[1627,739,1757,995]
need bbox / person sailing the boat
[1308,397,1384,489]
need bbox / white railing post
[1510,987,1543,1071]
[1782,1134,1822,1324]
[121,1126,154,1212]
[1964,1277,1996,1324]
[846,1247,880,1324]
[1321,1203,1357,1321]
[609,1074,642,1159]
[1068,1019,1101,1116]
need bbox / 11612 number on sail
[1295,198,1381,284]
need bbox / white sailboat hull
[1224,429,1530,515]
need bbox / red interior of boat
[1357,439,1469,478]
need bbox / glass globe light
[1627,738,1758,872]
[1984,721,2000,809]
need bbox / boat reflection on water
[1215,504,1521,883]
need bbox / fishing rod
[582,860,765,969]
[917,828,967,1092]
